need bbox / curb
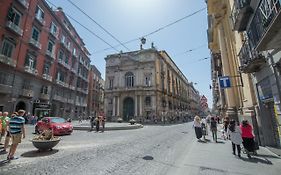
[73,124,144,131]
[265,146,281,157]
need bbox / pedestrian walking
[0,112,10,144]
[227,120,242,157]
[78,116,82,123]
[240,120,255,158]
[7,110,26,160]
[90,116,95,131]
[222,117,230,140]
[210,117,218,142]
[100,115,105,132]
[95,116,100,132]
[193,115,202,140]
[1,112,17,154]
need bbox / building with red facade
[87,65,104,118]
[0,0,91,120]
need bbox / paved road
[0,123,280,175]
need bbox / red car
[35,117,73,135]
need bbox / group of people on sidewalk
[0,110,26,160]
[90,115,106,132]
[193,114,257,158]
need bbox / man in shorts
[7,110,25,160]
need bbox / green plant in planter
[117,117,123,123]
[129,119,136,125]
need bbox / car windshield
[50,118,66,123]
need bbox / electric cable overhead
[67,0,130,52]
[173,44,207,57]
[92,7,207,54]
[45,0,119,52]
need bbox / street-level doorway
[123,97,134,121]
[15,101,26,112]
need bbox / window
[65,55,69,64]
[145,96,151,106]
[109,78,114,89]
[41,86,48,94]
[125,72,134,87]
[24,53,36,69]
[50,22,57,34]
[145,75,151,87]
[7,8,21,26]
[31,26,40,41]
[61,35,66,44]
[57,71,65,81]
[73,48,76,55]
[47,40,55,53]
[35,6,44,21]
[43,62,51,75]
[58,50,64,61]
[1,39,15,57]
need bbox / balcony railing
[50,31,59,40]
[238,40,266,73]
[42,74,52,82]
[35,15,45,25]
[29,38,42,49]
[46,50,56,60]
[24,66,38,75]
[0,54,17,67]
[56,79,68,87]
[16,0,29,9]
[231,0,253,32]
[22,89,34,98]
[39,93,50,100]
[5,21,23,36]
[247,0,281,51]
[58,59,71,69]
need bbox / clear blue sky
[47,0,212,107]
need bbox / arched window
[125,72,134,87]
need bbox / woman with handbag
[240,120,255,158]
[227,120,243,158]
[193,115,202,141]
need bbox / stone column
[218,25,237,118]
[140,95,143,116]
[117,96,120,116]
[135,95,138,117]
[113,96,116,117]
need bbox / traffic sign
[219,76,231,89]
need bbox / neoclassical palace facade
[104,48,200,122]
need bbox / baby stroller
[241,138,258,158]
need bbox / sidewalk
[166,126,281,175]
[72,120,143,131]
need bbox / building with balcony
[88,65,104,118]
[208,0,281,147]
[104,47,200,123]
[0,0,91,120]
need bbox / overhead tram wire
[67,0,130,52]
[173,44,207,57]
[45,0,119,52]
[92,7,207,54]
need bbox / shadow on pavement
[215,140,225,144]
[0,159,10,167]
[255,154,281,159]
[240,156,273,165]
[21,149,59,158]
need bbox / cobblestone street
[1,122,281,175]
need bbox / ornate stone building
[104,48,200,122]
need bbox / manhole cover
[199,167,227,175]
[142,156,154,160]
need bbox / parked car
[35,117,73,136]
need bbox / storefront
[33,103,51,120]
